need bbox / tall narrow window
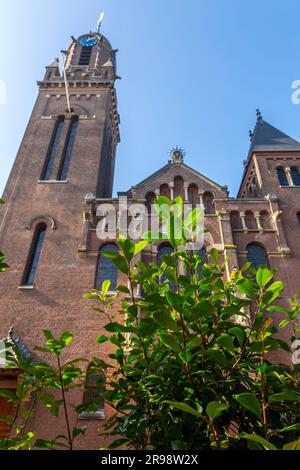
[247,243,269,270]
[145,192,156,213]
[203,192,215,214]
[277,167,289,186]
[245,211,256,230]
[79,368,105,419]
[41,117,64,180]
[230,211,242,229]
[58,117,79,180]
[160,184,171,199]
[24,224,47,286]
[79,46,93,66]
[174,176,184,199]
[96,244,119,291]
[297,212,300,225]
[188,184,199,207]
[291,166,300,186]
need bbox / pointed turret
[247,109,300,159]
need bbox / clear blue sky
[1,0,300,196]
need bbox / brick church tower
[0,30,121,447]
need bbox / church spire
[247,110,300,159]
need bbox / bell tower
[0,28,120,371]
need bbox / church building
[0,27,299,449]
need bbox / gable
[130,162,227,199]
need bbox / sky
[1,0,300,197]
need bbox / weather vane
[97,12,105,34]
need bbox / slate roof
[248,116,300,159]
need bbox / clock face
[80,36,97,47]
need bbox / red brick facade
[0,32,299,449]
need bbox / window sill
[279,185,300,188]
[18,286,34,290]
[37,180,68,184]
[78,411,105,421]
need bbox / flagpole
[61,53,71,114]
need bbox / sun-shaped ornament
[169,147,185,164]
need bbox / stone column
[199,191,204,208]
[285,167,293,186]
[184,182,189,202]
[169,182,174,201]
[239,211,247,231]
[78,193,95,257]
[217,209,239,281]
[254,211,262,231]
[266,195,291,254]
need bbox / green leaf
[104,322,130,333]
[134,240,149,256]
[280,423,300,433]
[163,401,202,418]
[228,327,245,347]
[72,427,86,438]
[60,332,73,347]
[153,311,178,331]
[160,334,181,352]
[240,433,277,451]
[103,252,129,275]
[283,439,300,450]
[268,391,300,403]
[190,300,214,321]
[256,267,274,288]
[166,291,183,313]
[216,334,235,354]
[233,393,261,417]
[209,248,219,264]
[179,351,193,363]
[118,238,135,262]
[139,318,157,337]
[101,280,111,296]
[116,285,130,294]
[187,337,202,350]
[206,401,229,421]
[96,335,108,344]
[236,278,256,298]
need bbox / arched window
[277,167,289,186]
[188,184,199,207]
[96,244,119,291]
[174,176,184,199]
[160,184,171,199]
[58,116,79,180]
[23,224,47,286]
[247,243,269,270]
[79,368,105,419]
[41,117,64,180]
[79,46,93,66]
[291,167,300,186]
[260,211,270,230]
[203,192,215,214]
[145,192,156,213]
[245,211,256,230]
[230,211,242,229]
[157,244,176,291]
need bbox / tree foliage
[0,196,299,450]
